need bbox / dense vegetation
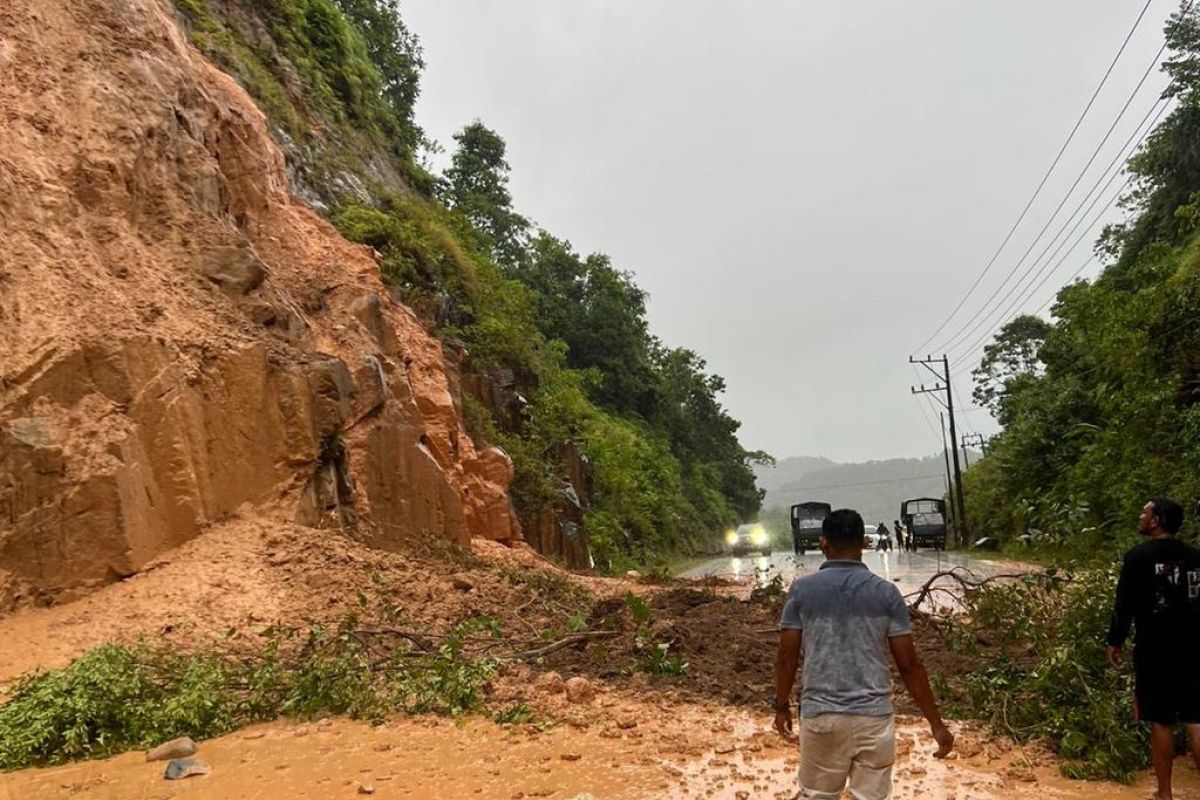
[936,567,1144,782]
[964,2,1200,559]
[170,0,766,567]
[0,616,498,769]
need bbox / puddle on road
[6,708,1200,800]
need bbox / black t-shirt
[1107,537,1200,655]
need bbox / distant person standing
[893,519,907,552]
[774,509,953,799]
[1107,498,1200,800]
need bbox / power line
[909,0,1160,354]
[940,95,1170,357]
[950,172,1133,374]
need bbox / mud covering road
[5,700,1200,800]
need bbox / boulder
[196,245,267,295]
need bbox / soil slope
[0,0,519,609]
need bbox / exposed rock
[163,758,211,780]
[196,245,267,296]
[451,575,474,592]
[357,784,375,795]
[146,737,197,762]
[0,0,519,606]
[564,676,594,704]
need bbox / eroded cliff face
[0,0,519,608]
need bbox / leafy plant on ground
[0,615,499,770]
[941,567,1145,782]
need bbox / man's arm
[774,628,802,736]
[1106,552,1134,668]
[888,634,953,758]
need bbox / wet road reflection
[679,549,1018,598]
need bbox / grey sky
[403,0,1177,463]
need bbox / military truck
[901,497,947,550]
[790,501,832,555]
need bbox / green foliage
[622,592,652,625]
[440,122,530,267]
[963,3,1200,558]
[945,568,1145,782]
[178,3,765,568]
[0,617,498,770]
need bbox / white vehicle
[725,523,771,557]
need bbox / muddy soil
[4,693,1198,800]
[0,527,1183,799]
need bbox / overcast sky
[403,0,1177,463]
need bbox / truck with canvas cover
[790,501,832,555]
[901,497,947,550]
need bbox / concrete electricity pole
[910,355,969,546]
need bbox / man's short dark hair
[1151,498,1184,534]
[823,508,865,547]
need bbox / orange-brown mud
[0,530,1192,800]
[5,698,1200,800]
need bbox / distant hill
[752,455,836,497]
[756,452,979,525]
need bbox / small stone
[242,731,267,740]
[535,671,565,694]
[146,737,197,762]
[715,743,736,754]
[452,575,474,592]
[358,784,376,795]
[616,719,638,730]
[564,677,593,704]
[293,726,309,737]
[736,792,750,800]
[560,753,582,761]
[625,570,642,579]
[163,758,211,780]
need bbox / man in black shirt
[1107,497,1200,800]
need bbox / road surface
[679,549,1021,599]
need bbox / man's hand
[1107,645,1124,669]
[774,705,794,737]
[931,722,954,758]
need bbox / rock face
[0,0,519,608]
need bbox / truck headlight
[724,530,737,545]
[750,529,768,545]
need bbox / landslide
[0,0,519,610]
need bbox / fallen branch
[504,631,619,661]
[906,567,1068,611]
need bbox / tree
[333,0,424,151]
[441,122,529,267]
[971,315,1052,421]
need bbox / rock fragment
[564,676,593,704]
[146,737,197,762]
[163,758,211,780]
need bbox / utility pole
[960,432,987,469]
[940,413,953,502]
[910,355,969,547]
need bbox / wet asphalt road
[679,548,1017,598]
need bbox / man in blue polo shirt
[773,508,953,799]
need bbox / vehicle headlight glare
[750,529,767,545]
[724,530,737,545]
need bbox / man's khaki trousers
[799,713,895,800]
